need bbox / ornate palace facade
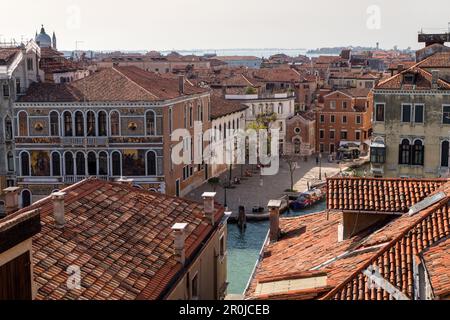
[12,66,212,205]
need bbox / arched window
[442,141,449,167]
[98,152,108,176]
[146,111,156,136]
[21,190,32,208]
[52,152,61,176]
[50,111,59,136]
[98,111,107,136]
[64,152,74,176]
[76,152,86,176]
[399,139,411,165]
[110,111,120,136]
[87,152,97,176]
[294,139,301,154]
[18,111,28,136]
[31,151,50,176]
[4,116,12,140]
[413,140,424,166]
[20,152,30,176]
[278,103,283,114]
[63,111,73,136]
[7,151,14,172]
[75,111,84,136]
[146,151,157,176]
[86,111,96,136]
[111,151,121,176]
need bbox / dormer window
[403,74,415,84]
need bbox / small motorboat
[289,188,325,210]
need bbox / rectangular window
[375,104,385,122]
[320,115,325,123]
[3,84,9,97]
[342,116,347,124]
[371,147,386,164]
[319,129,325,139]
[330,115,335,123]
[356,115,361,124]
[402,104,412,123]
[341,131,348,140]
[330,144,335,153]
[414,104,424,123]
[27,58,34,71]
[330,101,336,109]
[329,130,335,139]
[15,79,21,95]
[443,106,450,124]
[355,131,361,140]
[320,143,324,153]
[342,101,348,109]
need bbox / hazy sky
[2,0,450,51]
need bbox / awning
[370,141,386,148]
[339,141,361,147]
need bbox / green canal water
[226,201,327,294]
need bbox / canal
[226,201,327,294]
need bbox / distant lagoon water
[159,48,328,58]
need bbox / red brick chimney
[268,200,282,242]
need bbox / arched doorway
[21,190,32,208]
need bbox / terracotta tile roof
[11,179,224,300]
[210,93,248,119]
[0,48,20,66]
[376,66,450,90]
[19,66,208,103]
[245,177,450,300]
[416,50,450,68]
[421,237,450,298]
[327,177,446,214]
[246,68,302,83]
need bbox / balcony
[62,137,109,147]
[225,91,295,101]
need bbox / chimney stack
[172,223,188,265]
[268,200,282,242]
[202,192,216,226]
[431,70,439,89]
[179,75,185,94]
[3,187,20,215]
[51,191,66,228]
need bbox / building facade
[370,52,450,178]
[316,89,372,157]
[0,41,42,214]
[12,66,212,205]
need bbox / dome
[35,25,52,48]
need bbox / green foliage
[245,86,257,95]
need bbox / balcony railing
[62,137,108,146]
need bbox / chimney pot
[51,191,66,228]
[172,223,188,265]
[3,187,20,215]
[202,192,217,225]
[268,200,282,242]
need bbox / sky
[2,0,450,51]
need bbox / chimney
[202,192,216,225]
[116,177,134,186]
[172,223,188,265]
[51,191,66,228]
[3,187,20,215]
[337,223,344,242]
[268,200,282,242]
[397,64,404,73]
[431,70,439,89]
[178,75,185,94]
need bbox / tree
[208,177,220,192]
[282,154,301,192]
